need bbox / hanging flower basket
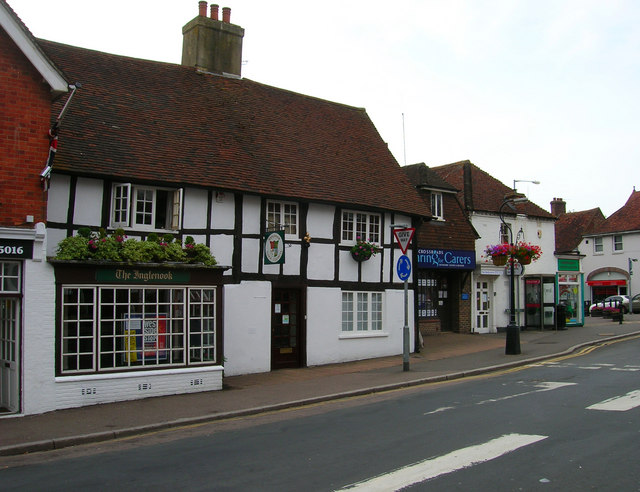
[484,243,511,265]
[484,242,542,266]
[513,242,542,265]
[351,250,370,262]
[492,255,508,266]
[350,237,381,262]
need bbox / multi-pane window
[60,285,216,374]
[417,273,439,319]
[431,192,444,220]
[341,291,383,332]
[500,223,511,244]
[613,235,623,252]
[594,237,603,253]
[110,183,183,231]
[266,201,298,238]
[0,262,20,293]
[341,211,381,244]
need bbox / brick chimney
[182,2,245,77]
[550,197,566,216]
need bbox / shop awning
[586,280,626,286]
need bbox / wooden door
[271,289,302,369]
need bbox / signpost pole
[403,274,409,371]
[392,226,415,372]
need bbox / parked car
[589,294,640,315]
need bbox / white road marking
[423,406,455,415]
[336,433,547,491]
[611,367,640,372]
[476,381,576,405]
[587,390,640,411]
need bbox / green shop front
[556,257,584,326]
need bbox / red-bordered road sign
[393,228,415,255]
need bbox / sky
[9,0,640,217]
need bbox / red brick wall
[0,29,52,227]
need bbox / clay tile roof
[431,160,554,219]
[38,40,429,217]
[554,208,606,253]
[595,189,640,234]
[403,163,458,192]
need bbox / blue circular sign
[397,255,412,281]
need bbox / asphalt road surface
[1,336,639,491]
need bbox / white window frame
[60,285,217,374]
[110,183,183,232]
[0,261,21,293]
[593,237,603,254]
[341,211,381,245]
[431,192,444,220]
[341,291,383,333]
[613,235,623,252]
[266,200,299,239]
[500,223,511,244]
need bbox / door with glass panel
[475,280,491,333]
[271,289,302,369]
[1,261,21,413]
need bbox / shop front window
[60,285,217,374]
[558,274,580,323]
[417,273,439,319]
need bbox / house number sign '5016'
[0,240,33,259]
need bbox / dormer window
[431,192,443,220]
[110,183,183,231]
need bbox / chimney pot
[198,1,207,17]
[222,7,231,23]
[210,4,219,20]
[551,197,566,216]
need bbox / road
[1,337,640,491]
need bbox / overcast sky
[11,0,640,217]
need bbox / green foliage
[77,227,92,239]
[55,235,92,260]
[89,236,122,261]
[185,243,217,266]
[54,229,216,266]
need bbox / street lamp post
[513,179,540,192]
[630,258,638,315]
[499,192,528,355]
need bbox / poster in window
[125,314,167,361]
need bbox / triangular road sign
[393,228,415,255]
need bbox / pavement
[1,316,640,457]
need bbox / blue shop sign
[417,248,475,270]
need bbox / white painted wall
[580,232,640,301]
[307,242,335,281]
[306,287,412,366]
[223,281,272,376]
[52,367,223,411]
[471,212,557,332]
[183,187,208,229]
[242,195,261,235]
[72,178,103,227]
[211,192,235,230]
[307,203,334,239]
[211,233,234,269]
[46,174,70,224]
